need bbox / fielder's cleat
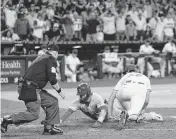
[117,111,128,130]
[43,125,63,135]
[1,117,13,133]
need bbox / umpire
[1,44,65,135]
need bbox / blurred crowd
[1,0,176,82]
[1,0,176,43]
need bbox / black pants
[11,89,60,125]
[104,33,116,41]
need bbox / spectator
[102,46,111,78]
[86,0,96,11]
[73,11,83,41]
[100,9,117,41]
[33,13,46,41]
[143,25,153,40]
[102,46,123,79]
[77,65,92,82]
[161,37,176,77]
[137,39,161,78]
[9,43,27,55]
[125,19,137,41]
[163,13,175,41]
[144,0,153,19]
[3,0,17,28]
[10,28,20,41]
[125,48,135,67]
[127,2,138,22]
[38,5,48,21]
[46,4,55,20]
[96,25,104,42]
[1,30,13,41]
[138,5,148,19]
[73,0,87,15]
[81,7,92,41]
[116,9,126,41]
[154,11,165,42]
[86,12,100,42]
[62,10,74,41]
[44,23,61,42]
[104,0,115,12]
[92,0,100,9]
[23,0,34,9]
[1,10,7,32]
[134,12,146,41]
[14,12,31,40]
[148,10,158,36]
[89,67,98,80]
[65,49,83,82]
[26,4,38,28]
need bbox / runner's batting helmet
[77,83,92,103]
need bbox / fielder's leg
[128,90,147,122]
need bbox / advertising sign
[1,59,26,77]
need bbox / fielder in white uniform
[108,64,162,129]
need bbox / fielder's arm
[142,77,152,110]
[108,89,117,119]
[142,89,151,110]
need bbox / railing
[1,41,166,60]
[1,53,174,84]
[97,53,170,79]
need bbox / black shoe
[43,125,63,135]
[1,116,13,133]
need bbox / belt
[126,80,144,85]
[18,79,40,89]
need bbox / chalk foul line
[124,128,176,131]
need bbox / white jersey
[33,19,45,39]
[163,18,175,37]
[103,52,120,63]
[139,44,155,54]
[69,93,106,118]
[65,55,80,72]
[101,16,116,34]
[114,72,151,91]
[162,42,176,53]
[73,18,82,31]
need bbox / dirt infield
[1,79,176,139]
[1,99,176,139]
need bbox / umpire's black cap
[47,44,59,52]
